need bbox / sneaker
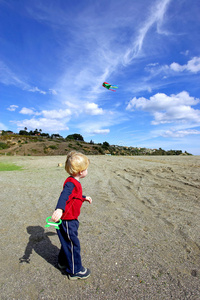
[58,263,67,270]
[68,267,91,280]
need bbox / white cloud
[92,129,110,134]
[13,118,69,132]
[7,105,19,111]
[170,57,200,73]
[15,107,72,133]
[84,102,103,115]
[19,107,71,119]
[65,101,104,116]
[126,91,200,125]
[7,101,75,135]
[152,105,200,125]
[170,62,184,72]
[126,91,198,111]
[19,107,36,115]
[41,109,71,119]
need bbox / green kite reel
[45,216,62,230]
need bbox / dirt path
[0,155,200,299]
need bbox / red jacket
[56,176,86,220]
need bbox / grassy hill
[0,134,191,156]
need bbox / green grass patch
[0,162,23,171]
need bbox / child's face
[80,169,88,178]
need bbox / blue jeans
[57,219,82,274]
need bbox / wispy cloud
[7,105,19,112]
[26,0,174,105]
[1,0,173,110]
[123,0,172,64]
[28,87,46,94]
[133,56,200,95]
[146,56,200,76]
[0,61,56,95]
[0,61,26,88]
[0,122,7,130]
[49,89,57,95]
[76,108,127,137]
[161,129,200,138]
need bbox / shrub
[49,145,58,150]
[0,142,9,150]
[31,149,38,153]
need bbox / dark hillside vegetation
[0,133,192,156]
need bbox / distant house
[6,130,13,135]
[51,134,63,139]
[0,130,13,135]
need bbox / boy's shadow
[19,226,62,272]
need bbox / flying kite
[102,82,118,92]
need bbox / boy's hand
[52,209,63,222]
[85,196,92,204]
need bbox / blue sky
[0,0,200,154]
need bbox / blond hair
[65,151,90,176]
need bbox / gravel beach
[0,155,200,299]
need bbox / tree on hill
[19,130,29,135]
[40,132,49,138]
[66,133,84,141]
[102,141,110,149]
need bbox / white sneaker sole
[68,269,91,280]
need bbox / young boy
[52,151,92,280]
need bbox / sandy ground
[0,155,200,300]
